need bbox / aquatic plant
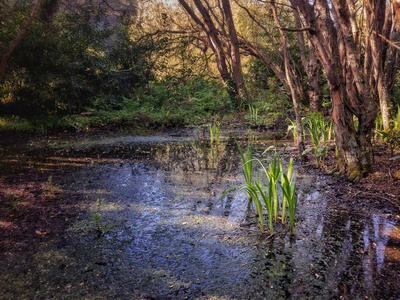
[254,175,274,233]
[266,151,281,222]
[210,122,221,143]
[302,113,331,167]
[280,157,297,234]
[92,198,105,234]
[222,141,265,230]
[377,106,400,156]
[248,104,259,124]
[287,118,298,143]
[222,143,299,235]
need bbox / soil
[0,127,399,299]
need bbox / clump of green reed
[377,105,400,157]
[302,113,332,167]
[222,144,299,234]
[92,198,105,234]
[267,151,281,222]
[210,122,221,143]
[248,104,259,124]
[287,118,298,143]
[253,175,273,233]
[222,141,265,230]
[280,158,297,234]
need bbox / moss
[347,162,371,181]
[347,167,364,181]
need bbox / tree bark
[221,0,247,104]
[290,0,382,179]
[271,0,305,155]
[293,9,321,111]
[307,42,321,112]
[0,0,45,81]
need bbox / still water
[1,133,399,299]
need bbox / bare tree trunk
[294,9,321,111]
[0,0,45,80]
[331,88,372,177]
[307,41,321,112]
[271,0,305,155]
[221,0,247,104]
[378,76,391,130]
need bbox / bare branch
[374,30,400,51]
[274,26,315,32]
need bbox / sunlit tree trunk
[221,0,247,106]
[178,0,247,106]
[271,0,305,155]
[290,0,385,179]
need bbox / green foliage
[247,104,258,124]
[245,65,291,127]
[210,122,221,143]
[280,158,297,234]
[377,106,400,156]
[302,113,332,167]
[0,4,153,118]
[375,112,384,141]
[287,118,298,143]
[133,77,233,126]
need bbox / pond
[1,132,399,299]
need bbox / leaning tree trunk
[0,0,44,80]
[179,0,236,99]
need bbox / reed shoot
[210,122,220,143]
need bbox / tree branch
[374,30,400,51]
[274,26,315,33]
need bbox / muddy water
[1,133,400,299]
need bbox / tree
[270,0,304,154]
[293,9,321,111]
[290,0,394,179]
[178,0,247,105]
[0,0,44,81]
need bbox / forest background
[1,0,400,179]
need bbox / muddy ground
[0,128,399,299]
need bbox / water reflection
[1,135,399,299]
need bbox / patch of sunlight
[389,226,400,242]
[385,246,400,264]
[0,220,18,229]
[39,249,67,260]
